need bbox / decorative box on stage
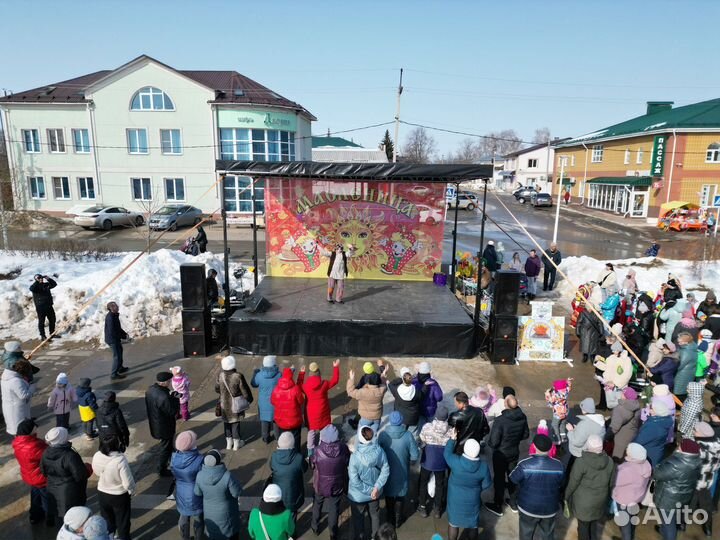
[433,272,447,286]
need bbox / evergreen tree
[380,130,394,161]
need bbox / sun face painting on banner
[264,178,447,280]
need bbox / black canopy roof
[216,160,493,183]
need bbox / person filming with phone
[29,273,58,340]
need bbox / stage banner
[517,301,565,362]
[264,178,447,280]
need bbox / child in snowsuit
[76,378,98,440]
[47,373,77,429]
[545,378,572,444]
[171,366,191,421]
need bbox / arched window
[707,143,720,163]
[130,87,174,111]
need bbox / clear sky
[2,0,719,157]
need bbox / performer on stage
[325,244,356,304]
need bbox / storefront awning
[587,176,652,187]
[556,177,574,185]
[501,170,515,177]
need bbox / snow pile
[0,249,257,344]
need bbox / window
[52,177,70,200]
[165,178,185,201]
[131,177,152,200]
[527,158,538,168]
[126,128,149,154]
[636,148,644,164]
[700,184,718,207]
[591,145,604,163]
[22,129,40,153]
[570,155,576,166]
[624,149,631,165]
[223,175,265,213]
[219,128,295,161]
[47,129,65,153]
[130,86,175,110]
[706,143,720,163]
[72,129,90,153]
[77,177,95,200]
[160,129,182,154]
[29,176,45,199]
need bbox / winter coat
[215,369,252,424]
[104,311,127,345]
[194,463,243,539]
[524,256,541,278]
[171,449,204,516]
[419,419,453,471]
[92,450,136,495]
[144,383,180,440]
[388,378,423,427]
[620,269,638,295]
[1,368,34,435]
[696,291,717,319]
[509,455,565,518]
[2,349,24,370]
[660,299,688,341]
[567,414,606,458]
[596,269,618,295]
[600,353,633,389]
[482,245,497,271]
[172,374,191,404]
[311,439,350,497]
[566,451,615,522]
[56,525,85,540]
[608,398,641,460]
[248,505,294,540]
[612,459,652,506]
[270,448,307,512]
[678,383,704,438]
[448,405,489,453]
[697,436,720,490]
[251,365,281,422]
[443,440,492,528]
[378,424,420,497]
[674,341,698,395]
[576,309,603,357]
[636,294,655,339]
[346,379,386,421]
[413,373,444,418]
[488,407,529,460]
[76,385,97,422]
[653,450,701,511]
[650,356,677,389]
[29,277,56,309]
[97,400,130,447]
[40,444,89,517]
[600,293,620,322]
[12,434,48,488]
[300,366,339,430]
[270,369,305,430]
[633,414,673,466]
[48,385,78,415]
[702,314,720,339]
[541,248,562,270]
[348,439,390,503]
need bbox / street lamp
[552,155,567,244]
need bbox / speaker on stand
[489,271,521,364]
[180,263,211,357]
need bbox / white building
[502,140,568,194]
[0,55,315,220]
[311,135,388,163]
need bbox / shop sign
[218,109,297,132]
[650,135,667,177]
[652,181,663,189]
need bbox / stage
[228,277,479,358]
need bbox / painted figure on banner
[379,229,422,276]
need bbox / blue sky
[2,0,719,156]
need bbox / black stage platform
[228,277,478,358]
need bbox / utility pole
[553,156,565,244]
[393,68,403,163]
[545,140,551,193]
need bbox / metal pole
[545,140,551,193]
[392,68,403,163]
[474,177,488,325]
[553,157,565,244]
[450,182,460,293]
[251,178,259,287]
[220,175,231,350]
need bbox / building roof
[311,136,363,148]
[504,138,571,158]
[0,55,315,119]
[559,98,720,147]
[587,176,653,187]
[312,148,388,163]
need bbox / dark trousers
[577,519,599,540]
[29,487,48,522]
[659,522,677,540]
[55,413,70,428]
[350,499,380,540]
[223,421,241,440]
[99,491,132,540]
[312,493,341,537]
[418,468,447,512]
[519,511,556,540]
[178,514,204,540]
[261,420,280,442]
[83,419,95,436]
[157,438,173,472]
[448,526,478,540]
[110,342,124,376]
[37,306,56,338]
[543,268,557,291]
[492,451,517,506]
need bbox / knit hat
[263,355,277,368]
[104,391,116,403]
[502,386,516,398]
[389,411,403,426]
[533,434,552,453]
[626,442,647,462]
[170,366,182,376]
[4,340,21,353]
[63,506,93,533]
[83,515,110,540]
[552,379,568,391]
[56,372,68,385]
[694,421,715,438]
[155,372,172,383]
[652,400,670,417]
[611,323,623,336]
[585,434,603,454]
[580,397,596,414]
[203,449,222,467]
[418,361,431,374]
[263,483,282,503]
[175,431,197,452]
[435,405,449,421]
[221,355,236,371]
[488,240,494,246]
[463,439,481,460]
[366,373,381,386]
[400,367,411,377]
[623,387,638,400]
[320,424,339,443]
[308,362,320,373]
[662,341,676,352]
[278,431,294,450]
[680,439,700,454]
[363,361,375,375]
[653,384,670,397]
[78,377,91,388]
[45,427,69,446]
[16,418,37,436]
[700,329,713,338]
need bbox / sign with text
[650,135,667,177]
[217,108,298,132]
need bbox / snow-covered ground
[0,249,256,344]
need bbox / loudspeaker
[182,309,210,334]
[180,263,207,310]
[493,270,521,315]
[492,314,519,340]
[490,338,517,364]
[183,331,211,357]
[246,295,272,314]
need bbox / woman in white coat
[1,360,35,436]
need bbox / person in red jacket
[300,359,340,457]
[271,367,306,451]
[11,418,50,524]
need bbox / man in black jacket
[104,302,128,380]
[145,372,180,476]
[97,391,130,448]
[207,269,219,306]
[541,243,562,291]
[485,395,530,516]
[29,273,58,340]
[448,391,489,455]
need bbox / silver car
[73,206,145,230]
[148,205,203,231]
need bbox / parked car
[530,192,553,208]
[447,192,479,211]
[148,204,204,231]
[416,203,444,224]
[73,206,145,230]
[514,187,537,203]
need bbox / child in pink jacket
[544,377,572,444]
[47,372,77,429]
[170,366,191,420]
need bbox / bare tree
[129,182,164,253]
[475,129,523,157]
[402,127,437,163]
[532,127,552,144]
[454,138,480,163]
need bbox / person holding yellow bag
[77,378,99,441]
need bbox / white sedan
[73,206,145,230]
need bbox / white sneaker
[233,439,245,450]
[226,437,233,450]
